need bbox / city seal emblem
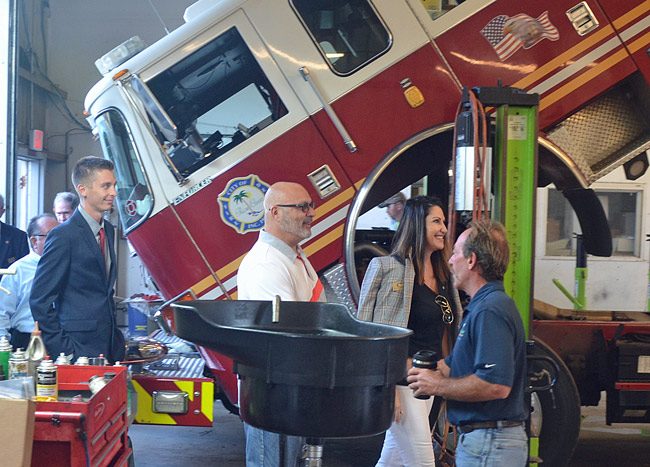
[218,174,270,234]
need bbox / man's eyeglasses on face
[435,295,454,324]
[273,201,315,213]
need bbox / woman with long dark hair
[358,195,455,467]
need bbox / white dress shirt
[0,251,40,336]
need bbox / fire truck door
[130,9,354,300]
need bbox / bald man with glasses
[237,181,325,466]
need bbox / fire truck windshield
[95,109,153,232]
[144,27,288,177]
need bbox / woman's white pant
[375,385,436,467]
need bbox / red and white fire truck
[84,0,650,464]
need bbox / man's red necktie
[99,227,106,259]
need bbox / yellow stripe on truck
[539,48,629,111]
[513,25,614,90]
[201,381,215,422]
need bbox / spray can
[36,356,58,401]
[88,375,107,394]
[75,356,90,366]
[0,336,12,380]
[9,348,29,379]
[54,353,71,365]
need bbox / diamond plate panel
[321,263,357,314]
[546,86,650,184]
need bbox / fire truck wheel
[530,338,581,467]
[219,394,240,416]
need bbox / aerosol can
[55,352,71,365]
[36,356,58,401]
[0,336,12,380]
[9,348,29,379]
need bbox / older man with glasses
[237,181,325,466]
[0,213,59,349]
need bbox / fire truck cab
[85,0,650,464]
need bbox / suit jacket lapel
[73,212,109,281]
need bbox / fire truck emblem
[481,11,559,61]
[218,174,270,234]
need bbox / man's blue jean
[244,423,304,467]
[455,424,528,467]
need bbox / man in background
[53,191,79,223]
[0,214,58,349]
[30,156,125,363]
[237,181,324,466]
[378,192,406,230]
[0,194,29,271]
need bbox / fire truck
[84,0,650,464]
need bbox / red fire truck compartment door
[132,354,214,427]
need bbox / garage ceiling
[47,0,194,117]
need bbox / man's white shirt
[237,230,324,302]
[0,251,40,336]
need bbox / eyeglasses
[435,295,454,325]
[273,201,315,213]
[32,234,47,238]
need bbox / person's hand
[437,358,450,377]
[393,387,403,423]
[407,367,443,398]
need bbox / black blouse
[407,282,447,359]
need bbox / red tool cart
[33,365,132,467]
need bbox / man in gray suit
[30,156,125,363]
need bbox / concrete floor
[129,398,650,466]
[569,402,650,467]
[129,405,383,467]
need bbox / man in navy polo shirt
[408,220,527,466]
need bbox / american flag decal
[481,11,559,61]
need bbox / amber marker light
[112,69,129,80]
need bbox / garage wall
[28,0,193,299]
